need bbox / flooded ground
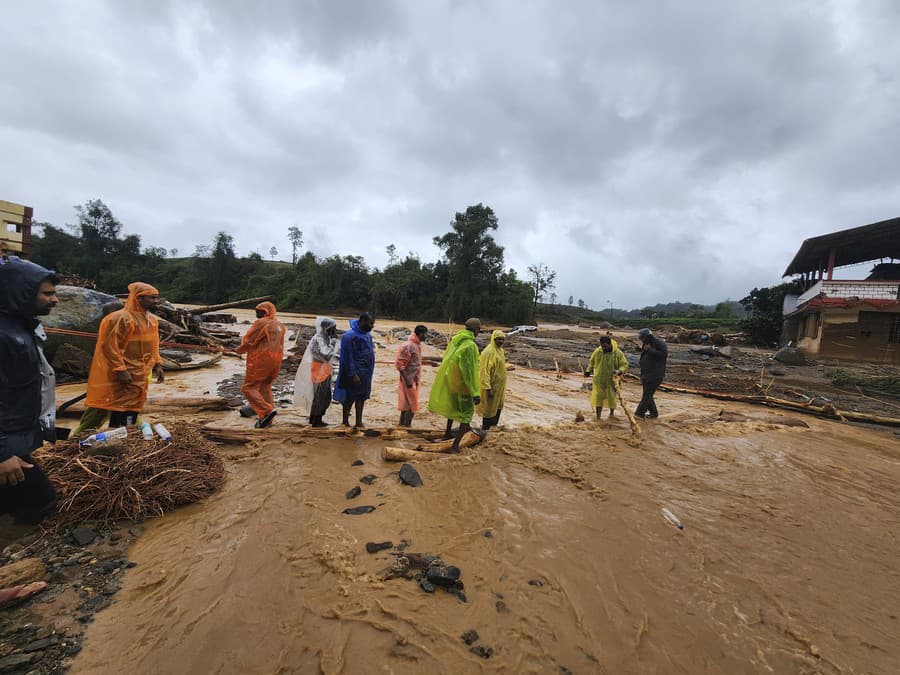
[60,314,899,673]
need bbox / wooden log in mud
[659,383,900,427]
[0,558,46,588]
[159,352,223,371]
[613,375,641,436]
[201,424,442,445]
[382,430,484,462]
[186,296,273,315]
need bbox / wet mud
[62,313,899,674]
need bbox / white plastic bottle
[79,425,128,447]
[140,422,154,440]
[662,507,684,530]
[153,423,172,442]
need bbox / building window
[890,314,900,344]
[800,312,819,339]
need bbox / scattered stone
[362,429,382,437]
[398,463,422,487]
[482,530,493,538]
[23,637,55,652]
[419,579,436,593]
[770,368,786,376]
[351,460,364,466]
[359,474,377,484]
[365,541,393,554]
[496,600,509,613]
[528,579,543,587]
[0,653,35,669]
[574,411,585,423]
[342,505,375,515]
[345,486,361,500]
[426,565,462,588]
[70,527,98,547]
[456,590,467,603]
[773,346,806,366]
[461,629,479,645]
[238,405,255,418]
[469,645,494,659]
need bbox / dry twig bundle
[34,422,226,529]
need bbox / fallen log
[159,352,223,371]
[658,383,900,427]
[613,375,641,436]
[186,296,273,315]
[382,430,484,461]
[201,424,442,444]
[0,558,46,588]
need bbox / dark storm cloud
[2,0,899,309]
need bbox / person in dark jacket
[634,328,667,420]
[0,257,59,524]
[333,312,376,428]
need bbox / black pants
[482,408,502,430]
[108,411,140,427]
[635,378,663,418]
[0,455,58,525]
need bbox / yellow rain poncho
[85,282,161,412]
[427,328,480,423]
[587,339,628,409]
[476,330,507,418]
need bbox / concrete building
[782,217,900,364]
[0,199,33,258]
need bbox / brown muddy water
[68,314,900,674]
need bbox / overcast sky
[3,0,899,310]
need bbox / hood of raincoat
[256,301,277,318]
[447,328,475,351]
[317,316,336,335]
[124,282,160,313]
[490,329,506,347]
[0,257,55,319]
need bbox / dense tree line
[30,200,535,325]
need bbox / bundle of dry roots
[34,422,226,529]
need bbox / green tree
[433,204,505,320]
[288,226,304,265]
[526,262,557,316]
[208,232,237,303]
[739,281,801,346]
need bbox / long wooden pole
[613,375,641,436]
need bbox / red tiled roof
[790,296,900,317]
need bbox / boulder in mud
[51,343,93,376]
[342,505,375,515]
[773,346,807,366]
[365,541,392,554]
[41,285,118,359]
[345,486,361,500]
[398,463,422,487]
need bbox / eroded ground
[44,314,900,673]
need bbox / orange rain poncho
[236,301,286,418]
[85,282,162,412]
[394,332,422,412]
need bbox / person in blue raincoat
[333,312,376,428]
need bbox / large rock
[51,342,93,376]
[773,346,807,366]
[42,286,118,359]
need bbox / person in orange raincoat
[394,325,428,427]
[236,301,285,428]
[85,282,164,428]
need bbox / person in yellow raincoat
[584,335,628,420]
[427,317,482,450]
[476,330,507,430]
[236,301,286,428]
[85,282,164,428]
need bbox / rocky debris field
[0,523,140,674]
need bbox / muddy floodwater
[69,315,899,674]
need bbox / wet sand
[69,315,900,674]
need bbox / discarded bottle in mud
[662,507,684,530]
[153,423,172,442]
[140,422,154,440]
[79,425,128,447]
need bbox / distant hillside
[535,303,743,331]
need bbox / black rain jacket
[0,257,55,460]
[638,335,668,382]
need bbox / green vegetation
[534,303,742,331]
[30,200,535,324]
[739,281,802,346]
[830,370,900,398]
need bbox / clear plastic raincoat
[85,282,161,412]
[294,317,339,416]
[427,328,480,423]
[476,330,507,418]
[587,339,628,409]
[236,301,286,418]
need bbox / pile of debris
[33,422,226,528]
